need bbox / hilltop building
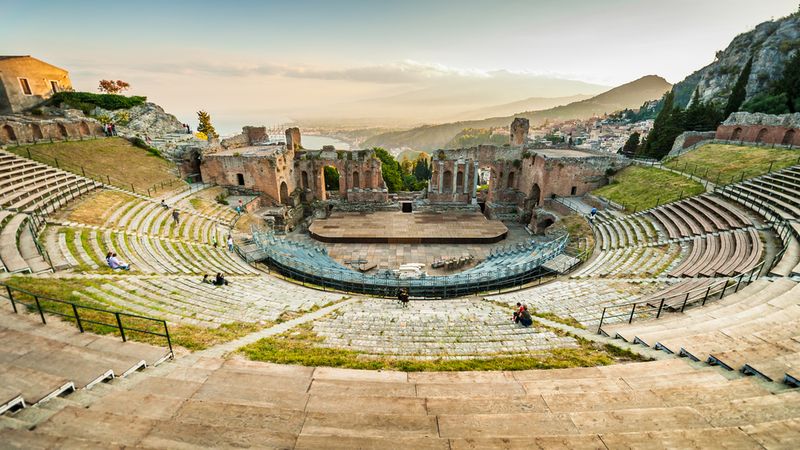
[0,56,72,114]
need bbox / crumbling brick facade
[0,115,103,145]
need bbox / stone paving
[288,222,534,275]
[311,297,578,359]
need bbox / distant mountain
[363,75,672,151]
[449,94,593,121]
[670,13,800,108]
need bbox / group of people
[182,124,192,134]
[102,123,117,137]
[512,302,533,327]
[105,252,130,270]
[202,273,229,286]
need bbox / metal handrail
[0,282,173,358]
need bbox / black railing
[1,282,173,359]
[596,258,767,335]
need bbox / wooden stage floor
[308,211,508,244]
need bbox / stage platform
[309,211,508,244]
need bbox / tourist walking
[227,235,234,252]
[212,235,218,248]
[172,209,180,224]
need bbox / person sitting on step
[518,305,533,327]
[397,288,410,307]
[108,252,130,271]
[160,199,169,209]
[213,272,229,286]
[512,302,525,323]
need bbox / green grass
[593,166,704,212]
[664,143,800,184]
[238,321,647,372]
[3,276,269,351]
[10,137,181,193]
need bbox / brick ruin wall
[0,115,104,145]
[716,125,800,146]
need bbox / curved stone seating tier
[0,213,50,274]
[593,215,660,251]
[177,196,238,224]
[54,275,345,327]
[312,298,577,359]
[668,229,762,278]
[645,194,752,240]
[488,280,668,329]
[572,243,680,279]
[107,197,223,244]
[605,278,800,386]
[716,164,800,277]
[0,307,167,415]
[4,356,799,448]
[54,227,258,276]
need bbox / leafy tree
[724,56,753,118]
[98,79,130,94]
[196,110,218,139]
[413,155,431,180]
[643,92,684,159]
[372,147,403,192]
[324,166,339,190]
[742,93,791,114]
[622,132,640,156]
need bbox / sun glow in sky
[1,0,797,132]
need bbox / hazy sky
[2,0,797,132]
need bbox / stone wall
[715,113,800,146]
[669,131,716,156]
[0,114,103,145]
[295,149,388,203]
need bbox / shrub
[50,92,146,112]
[128,137,162,158]
[30,108,43,116]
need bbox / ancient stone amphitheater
[1,146,799,448]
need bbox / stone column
[463,160,470,197]
[472,161,479,205]
[451,163,458,197]
[438,161,444,194]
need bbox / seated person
[213,272,229,286]
[202,274,213,284]
[397,288,409,307]
[108,253,130,270]
[518,306,533,327]
[512,302,525,323]
[160,199,169,209]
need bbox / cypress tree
[724,56,753,118]
[196,110,218,139]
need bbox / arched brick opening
[782,129,796,146]
[352,171,360,189]
[2,124,17,141]
[301,171,309,189]
[364,170,372,189]
[31,124,44,141]
[731,127,742,141]
[443,170,453,192]
[79,121,90,136]
[530,183,541,207]
[755,128,768,143]
[456,171,464,193]
[279,181,290,205]
[57,123,68,139]
[507,171,515,189]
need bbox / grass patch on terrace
[59,189,133,227]
[238,321,646,372]
[3,276,269,352]
[10,137,181,193]
[592,166,704,212]
[664,143,800,184]
[554,214,595,259]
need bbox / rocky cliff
[93,102,185,137]
[674,13,800,108]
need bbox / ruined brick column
[451,163,458,198]
[437,161,444,194]
[463,160,470,195]
[472,160,479,205]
